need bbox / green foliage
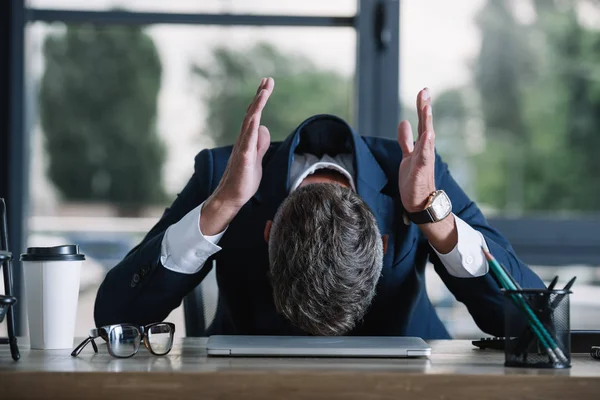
[192,43,352,146]
[40,24,166,214]
[474,0,533,141]
[473,0,600,213]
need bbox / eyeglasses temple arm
[88,328,102,353]
[91,338,98,353]
[71,337,92,357]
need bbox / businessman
[95,77,544,339]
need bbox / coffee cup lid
[20,245,85,262]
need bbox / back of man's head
[268,183,383,336]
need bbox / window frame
[4,0,401,334]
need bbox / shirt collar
[253,114,388,207]
[289,153,356,192]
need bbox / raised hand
[200,77,274,235]
[397,88,436,214]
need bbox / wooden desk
[1,338,599,399]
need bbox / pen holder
[503,289,571,369]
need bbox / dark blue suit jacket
[94,115,544,339]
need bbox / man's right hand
[200,77,275,236]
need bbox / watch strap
[406,208,435,224]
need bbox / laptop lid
[207,335,431,358]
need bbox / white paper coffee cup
[21,245,85,350]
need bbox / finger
[413,130,435,166]
[247,78,267,113]
[263,77,275,94]
[257,125,271,160]
[237,117,257,153]
[423,104,434,137]
[245,77,273,117]
[239,78,274,149]
[241,90,270,149]
[248,87,272,121]
[245,78,268,113]
[417,88,430,138]
[242,87,270,136]
[241,111,252,141]
[416,91,422,136]
[256,77,266,94]
[397,120,414,157]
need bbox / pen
[547,276,559,291]
[562,277,577,292]
[498,261,522,290]
[549,277,576,310]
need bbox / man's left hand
[397,88,436,213]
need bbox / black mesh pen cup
[503,289,571,369]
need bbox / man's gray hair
[268,183,384,336]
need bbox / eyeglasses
[71,322,175,358]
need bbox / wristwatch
[404,190,452,225]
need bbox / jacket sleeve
[428,153,545,336]
[94,149,217,327]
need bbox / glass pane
[147,324,174,355]
[402,0,600,338]
[109,325,140,357]
[27,0,356,16]
[26,22,355,338]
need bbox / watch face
[430,191,452,220]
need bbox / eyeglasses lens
[108,325,141,357]
[147,323,174,355]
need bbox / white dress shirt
[161,154,489,278]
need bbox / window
[402,0,600,337]
[7,0,595,341]
[25,13,358,337]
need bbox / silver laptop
[207,335,431,357]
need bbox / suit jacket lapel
[350,131,399,267]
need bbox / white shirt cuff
[160,201,227,275]
[431,214,490,278]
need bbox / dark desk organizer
[0,199,20,361]
[504,289,570,368]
